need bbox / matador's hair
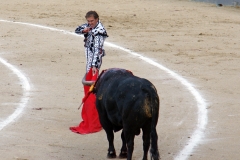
[85,11,99,19]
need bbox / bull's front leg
[106,129,117,158]
[96,100,116,158]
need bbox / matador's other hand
[92,67,97,75]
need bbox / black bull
[92,68,160,160]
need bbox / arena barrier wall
[193,0,240,6]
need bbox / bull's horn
[82,74,95,86]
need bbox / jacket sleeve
[91,35,105,67]
[75,23,88,34]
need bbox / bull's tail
[150,127,160,160]
[149,86,160,160]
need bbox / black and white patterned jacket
[75,20,108,68]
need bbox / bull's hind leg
[119,130,127,158]
[142,120,151,160]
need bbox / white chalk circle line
[0,57,31,131]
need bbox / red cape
[70,68,102,134]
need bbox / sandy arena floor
[0,0,240,159]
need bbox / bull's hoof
[119,151,127,159]
[107,151,117,159]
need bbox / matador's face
[87,16,99,29]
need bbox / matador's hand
[83,27,92,33]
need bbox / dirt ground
[0,0,240,159]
